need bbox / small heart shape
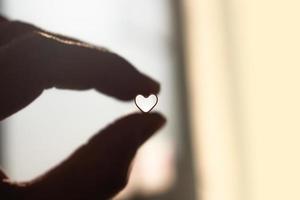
[134,94,158,113]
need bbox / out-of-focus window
[0,0,195,199]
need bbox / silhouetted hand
[0,16,166,200]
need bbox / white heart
[135,94,158,113]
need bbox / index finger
[1,19,160,101]
[37,32,160,100]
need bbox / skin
[0,15,166,200]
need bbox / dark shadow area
[0,0,3,167]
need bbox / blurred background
[1,0,300,200]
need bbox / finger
[0,21,160,101]
[20,112,166,200]
[0,21,159,120]
[37,31,160,99]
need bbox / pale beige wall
[183,0,242,200]
[184,0,300,200]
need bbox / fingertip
[141,112,166,131]
[100,51,160,100]
[105,53,161,100]
[113,112,166,145]
[119,112,166,129]
[94,112,166,147]
[136,73,160,97]
[114,75,160,101]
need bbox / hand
[0,16,166,200]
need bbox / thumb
[22,112,166,200]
